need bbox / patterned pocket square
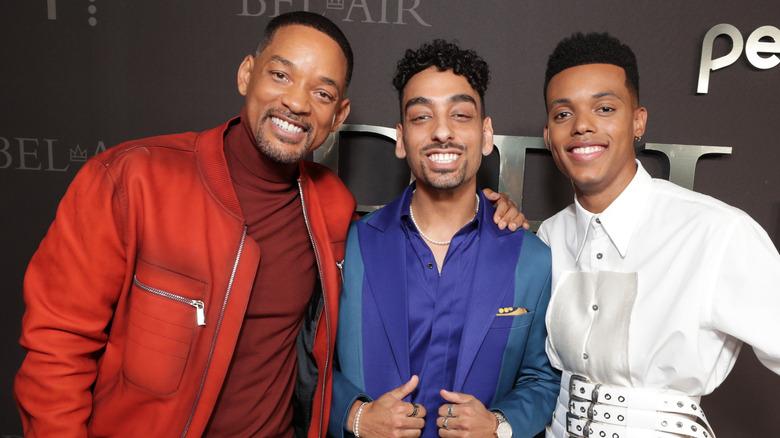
[496,307,528,316]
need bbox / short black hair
[544,32,639,105]
[392,39,490,116]
[255,11,354,89]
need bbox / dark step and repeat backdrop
[1,1,778,435]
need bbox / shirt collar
[574,160,652,260]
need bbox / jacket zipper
[298,181,329,438]
[133,276,206,326]
[336,260,345,283]
[181,225,248,437]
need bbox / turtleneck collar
[224,106,299,186]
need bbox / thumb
[389,375,419,400]
[440,389,468,404]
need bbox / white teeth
[571,145,605,154]
[428,153,458,164]
[271,116,303,134]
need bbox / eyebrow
[593,91,619,99]
[449,93,477,106]
[549,91,621,107]
[404,96,432,113]
[404,93,478,113]
[268,55,342,95]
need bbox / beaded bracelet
[353,401,369,438]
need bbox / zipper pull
[336,260,345,283]
[191,300,206,326]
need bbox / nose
[431,116,454,144]
[280,84,312,115]
[571,112,595,136]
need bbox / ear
[543,125,551,150]
[237,55,255,96]
[633,106,648,138]
[482,117,494,156]
[395,123,407,159]
[330,98,351,132]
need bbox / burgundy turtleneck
[203,110,316,437]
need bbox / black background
[1,1,779,435]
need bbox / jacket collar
[193,114,314,222]
[360,184,521,391]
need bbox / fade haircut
[392,39,490,117]
[255,11,354,89]
[544,32,640,107]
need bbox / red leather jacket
[14,118,356,437]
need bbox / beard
[254,108,314,164]
[416,142,470,190]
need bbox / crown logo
[327,0,345,9]
[70,145,88,162]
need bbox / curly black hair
[544,32,639,106]
[393,39,490,116]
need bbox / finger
[505,209,527,232]
[389,375,419,399]
[481,188,500,200]
[440,389,472,404]
[438,415,457,432]
[413,403,428,419]
[437,403,454,418]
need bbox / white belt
[557,371,716,438]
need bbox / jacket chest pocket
[123,261,207,395]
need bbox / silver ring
[443,416,450,430]
[409,403,419,417]
[447,403,454,417]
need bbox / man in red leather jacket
[14,11,356,438]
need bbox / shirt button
[596,253,603,259]
[427,262,434,269]
[592,304,599,311]
[595,218,601,224]
[583,353,589,360]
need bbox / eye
[596,106,615,114]
[315,90,336,102]
[452,113,472,121]
[410,114,430,123]
[271,71,289,82]
[553,111,571,120]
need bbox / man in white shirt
[537,32,780,438]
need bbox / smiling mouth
[271,116,304,134]
[428,152,459,164]
[570,145,606,155]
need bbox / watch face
[496,421,512,438]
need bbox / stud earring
[634,136,643,142]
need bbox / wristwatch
[492,411,512,438]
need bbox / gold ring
[409,403,419,417]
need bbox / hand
[482,188,529,231]
[348,375,426,437]
[436,389,498,437]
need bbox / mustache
[262,108,312,132]
[420,142,466,153]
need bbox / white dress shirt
[538,161,780,416]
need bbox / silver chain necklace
[409,190,479,246]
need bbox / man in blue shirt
[329,39,559,438]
